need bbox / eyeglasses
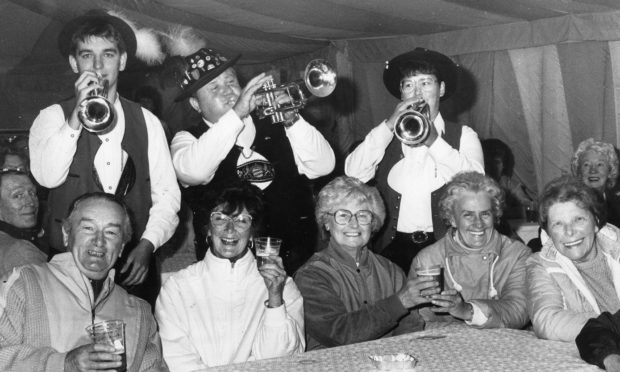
[210,212,253,231]
[400,78,437,95]
[330,209,374,225]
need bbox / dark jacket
[576,309,620,369]
[294,241,424,350]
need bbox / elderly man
[0,169,47,278]
[345,48,484,273]
[0,192,166,371]
[29,9,180,303]
[168,35,335,273]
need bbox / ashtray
[368,353,417,370]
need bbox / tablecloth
[203,322,599,371]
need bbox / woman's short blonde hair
[315,176,386,233]
[439,171,505,224]
[571,138,619,189]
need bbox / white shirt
[170,109,335,187]
[345,113,484,232]
[29,98,181,250]
[155,249,305,369]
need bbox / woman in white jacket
[527,175,620,342]
[155,183,305,370]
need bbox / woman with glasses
[155,182,305,369]
[294,176,439,350]
[410,171,530,329]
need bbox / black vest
[46,97,153,252]
[183,117,315,241]
[374,120,462,252]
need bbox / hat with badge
[161,27,240,101]
[383,47,459,100]
[173,48,240,101]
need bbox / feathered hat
[161,26,240,101]
[58,9,165,66]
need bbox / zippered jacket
[412,228,531,329]
[526,224,620,341]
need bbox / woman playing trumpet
[345,48,484,273]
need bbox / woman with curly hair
[294,176,432,350]
[571,138,620,227]
[409,171,531,329]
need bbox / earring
[247,238,254,250]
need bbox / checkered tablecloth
[203,322,599,372]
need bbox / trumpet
[394,101,432,146]
[255,59,337,124]
[77,73,116,133]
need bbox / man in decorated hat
[345,48,484,274]
[169,35,335,274]
[29,9,180,305]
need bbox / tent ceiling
[5,0,620,67]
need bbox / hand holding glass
[415,264,443,294]
[255,237,282,268]
[86,320,126,372]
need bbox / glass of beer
[254,237,282,268]
[415,264,444,294]
[86,320,126,372]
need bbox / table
[203,323,598,371]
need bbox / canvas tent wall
[241,11,620,196]
[3,1,620,196]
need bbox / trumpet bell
[78,96,116,133]
[255,59,338,124]
[304,59,337,98]
[78,76,116,134]
[394,103,431,146]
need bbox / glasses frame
[399,77,438,95]
[329,209,374,226]
[210,211,254,231]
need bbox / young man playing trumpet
[29,9,180,305]
[168,33,335,274]
[345,48,484,274]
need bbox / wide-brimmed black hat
[173,48,241,101]
[58,9,137,59]
[383,48,459,100]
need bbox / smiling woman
[294,176,435,351]
[527,175,620,342]
[155,182,305,369]
[571,138,620,227]
[410,171,531,329]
